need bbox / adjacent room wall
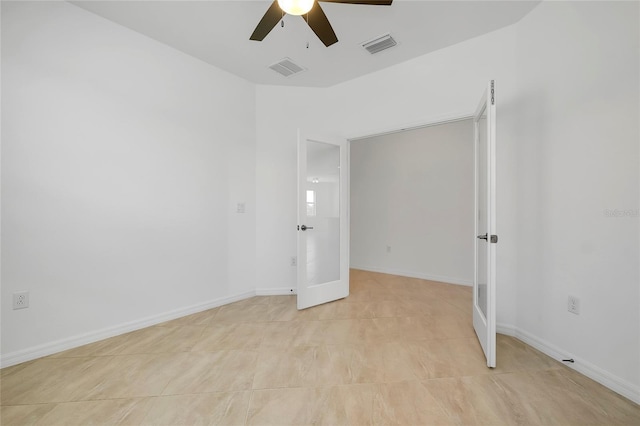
[350,120,474,285]
[512,0,640,399]
[1,1,256,363]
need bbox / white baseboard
[0,290,256,369]
[351,264,472,287]
[496,323,640,405]
[256,287,296,296]
[496,322,517,336]
[5,292,638,405]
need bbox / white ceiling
[71,0,539,88]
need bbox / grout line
[243,389,254,425]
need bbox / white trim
[0,290,255,369]
[350,264,472,287]
[4,291,638,405]
[496,322,517,336]
[256,287,296,296]
[346,111,473,141]
[496,324,640,405]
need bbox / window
[306,190,316,216]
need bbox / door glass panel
[476,107,488,319]
[306,140,340,285]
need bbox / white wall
[512,0,639,399]
[350,120,474,285]
[1,1,256,363]
[256,24,518,317]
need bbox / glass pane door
[297,131,349,310]
[305,140,340,285]
[473,81,497,368]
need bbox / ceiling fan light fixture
[277,0,314,16]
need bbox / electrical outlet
[386,245,391,253]
[568,295,580,315]
[13,291,29,310]
[290,256,297,267]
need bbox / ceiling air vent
[269,57,306,77]
[362,33,397,54]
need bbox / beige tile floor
[2,269,639,425]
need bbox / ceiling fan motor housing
[250,0,394,47]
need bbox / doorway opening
[349,117,475,287]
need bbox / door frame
[346,113,477,274]
[348,113,474,143]
[347,112,476,279]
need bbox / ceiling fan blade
[319,0,393,5]
[250,0,283,41]
[306,2,338,47]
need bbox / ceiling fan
[250,0,393,47]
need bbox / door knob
[477,233,498,243]
[300,225,314,231]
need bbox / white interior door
[297,130,349,310]
[473,80,497,368]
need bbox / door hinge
[490,80,495,105]
[490,234,498,243]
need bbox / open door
[297,130,349,309]
[473,80,497,368]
